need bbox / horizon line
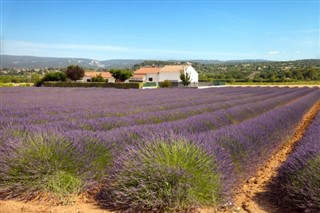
[2,54,319,63]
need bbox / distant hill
[2,55,316,70]
[0,55,144,69]
[188,59,270,64]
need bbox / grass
[107,139,222,212]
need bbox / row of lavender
[1,87,271,128]
[98,88,320,211]
[1,86,265,120]
[1,87,312,134]
[0,87,319,211]
[272,108,320,212]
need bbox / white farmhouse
[131,64,198,86]
[159,65,198,83]
[130,67,161,83]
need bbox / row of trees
[37,65,134,86]
[38,65,192,87]
[133,60,320,82]
[255,67,319,81]
[36,65,85,86]
[0,74,42,84]
[195,63,320,82]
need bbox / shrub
[43,82,143,89]
[42,72,67,82]
[65,65,85,81]
[35,80,43,87]
[228,78,236,83]
[92,73,106,82]
[36,72,67,87]
[105,138,222,212]
[159,80,172,88]
[0,133,112,201]
[31,74,42,84]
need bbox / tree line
[34,65,134,86]
[1,60,319,84]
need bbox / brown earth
[0,198,112,213]
[1,101,319,213]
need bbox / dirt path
[232,101,320,213]
[0,199,112,213]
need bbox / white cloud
[2,40,131,52]
[268,51,279,55]
[1,40,195,56]
[4,40,312,61]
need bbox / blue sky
[1,0,319,61]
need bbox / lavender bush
[273,111,320,212]
[0,131,112,201]
[103,136,222,212]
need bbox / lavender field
[0,87,319,211]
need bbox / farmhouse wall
[158,72,180,82]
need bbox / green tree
[110,69,132,82]
[180,72,191,86]
[31,74,43,84]
[292,69,304,80]
[0,75,12,83]
[42,72,67,82]
[92,73,105,82]
[36,72,66,87]
[304,68,317,80]
[65,65,85,81]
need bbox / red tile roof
[160,65,190,73]
[134,67,161,74]
[132,74,145,79]
[84,72,112,78]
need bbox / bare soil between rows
[0,199,110,213]
[1,102,319,213]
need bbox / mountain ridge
[1,54,315,69]
[0,55,145,69]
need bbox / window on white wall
[148,77,153,82]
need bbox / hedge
[0,83,34,87]
[43,82,143,89]
[143,82,157,87]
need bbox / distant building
[159,65,198,83]
[130,67,161,83]
[81,71,115,82]
[131,64,198,85]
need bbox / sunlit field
[1,86,319,211]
